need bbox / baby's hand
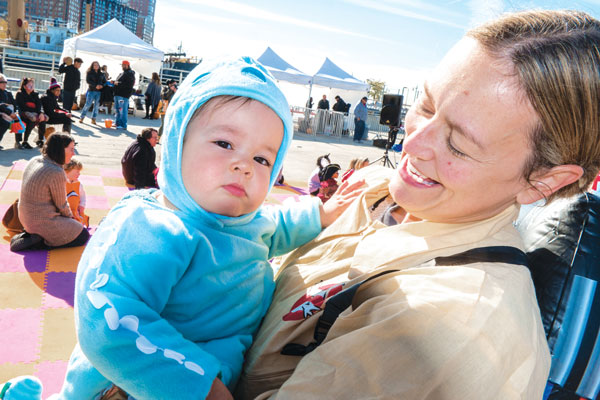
[319,179,365,228]
[206,378,233,400]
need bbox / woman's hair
[19,77,33,91]
[64,158,83,172]
[42,132,74,165]
[152,72,160,82]
[141,127,157,140]
[87,61,100,73]
[348,158,358,170]
[467,9,600,202]
[355,157,369,170]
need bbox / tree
[367,79,386,103]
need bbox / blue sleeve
[264,195,322,258]
[75,203,222,399]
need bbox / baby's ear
[516,164,583,205]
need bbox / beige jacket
[19,156,83,247]
[236,166,550,400]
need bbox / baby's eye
[254,156,271,167]
[214,140,232,149]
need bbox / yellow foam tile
[108,197,122,208]
[102,177,127,187]
[0,363,35,383]
[0,272,45,308]
[86,209,109,226]
[38,308,77,362]
[6,169,23,181]
[81,166,101,176]
[47,247,84,273]
[84,185,106,197]
[0,190,19,205]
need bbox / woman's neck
[391,206,422,224]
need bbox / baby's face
[66,168,81,181]
[181,98,283,217]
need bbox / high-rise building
[81,0,138,35]
[22,0,81,28]
[123,0,155,44]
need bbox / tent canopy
[61,19,163,79]
[257,47,312,85]
[312,57,369,92]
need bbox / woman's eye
[254,157,271,167]
[446,137,468,159]
[214,140,232,149]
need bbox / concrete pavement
[0,110,399,188]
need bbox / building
[123,0,155,44]
[28,20,77,52]
[81,0,138,34]
[23,0,81,28]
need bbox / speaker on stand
[374,94,404,168]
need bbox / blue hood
[157,56,293,225]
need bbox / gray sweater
[18,155,83,247]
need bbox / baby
[1,57,362,400]
[64,158,89,227]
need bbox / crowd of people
[1,9,600,400]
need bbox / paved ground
[0,109,399,187]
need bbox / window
[36,35,41,42]
[46,36,50,43]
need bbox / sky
[154,0,600,105]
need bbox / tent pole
[307,80,313,107]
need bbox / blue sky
[154,0,600,103]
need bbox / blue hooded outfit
[41,57,323,399]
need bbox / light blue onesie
[50,57,322,399]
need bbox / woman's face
[64,141,76,164]
[389,38,539,224]
[92,62,100,71]
[24,80,34,93]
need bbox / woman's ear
[516,164,584,205]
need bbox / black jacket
[41,89,70,119]
[86,70,107,92]
[332,98,346,112]
[121,136,157,189]
[317,99,329,110]
[16,89,42,114]
[114,68,136,98]
[58,63,81,91]
[0,89,17,116]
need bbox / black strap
[281,246,527,356]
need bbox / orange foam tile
[0,272,45,308]
[38,308,77,362]
[47,247,84,273]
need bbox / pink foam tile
[1,179,21,192]
[0,308,42,363]
[85,195,110,210]
[100,167,124,178]
[104,185,129,198]
[12,160,27,171]
[0,244,48,273]
[78,175,104,186]
[0,203,8,216]
[35,360,68,397]
[41,292,72,309]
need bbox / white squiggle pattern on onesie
[85,226,205,376]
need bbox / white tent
[61,19,163,81]
[257,47,312,85]
[312,57,369,92]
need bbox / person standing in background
[353,96,368,143]
[58,57,82,112]
[143,72,162,119]
[317,94,329,110]
[112,60,135,130]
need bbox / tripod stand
[373,126,399,168]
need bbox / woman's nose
[402,117,441,161]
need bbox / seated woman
[15,77,48,149]
[236,10,600,399]
[40,79,73,140]
[11,132,90,251]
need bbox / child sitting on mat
[64,158,89,227]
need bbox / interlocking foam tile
[85,194,110,210]
[38,309,77,361]
[0,272,45,308]
[0,308,43,363]
[48,247,85,273]
[35,360,69,398]
[44,273,76,307]
[83,184,106,197]
[78,175,104,186]
[1,179,21,192]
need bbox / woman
[100,65,114,115]
[11,132,90,251]
[79,61,106,125]
[236,10,600,400]
[143,72,161,119]
[15,77,48,149]
[40,78,73,139]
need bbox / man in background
[112,60,135,130]
[317,94,329,110]
[121,127,159,189]
[353,96,368,143]
[58,57,82,111]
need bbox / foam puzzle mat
[0,160,306,397]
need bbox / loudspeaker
[379,94,403,126]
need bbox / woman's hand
[205,378,233,400]
[319,179,366,228]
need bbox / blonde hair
[64,158,83,173]
[355,157,369,170]
[468,10,600,202]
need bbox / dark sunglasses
[0,81,7,84]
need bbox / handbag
[2,198,24,234]
[10,116,25,134]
